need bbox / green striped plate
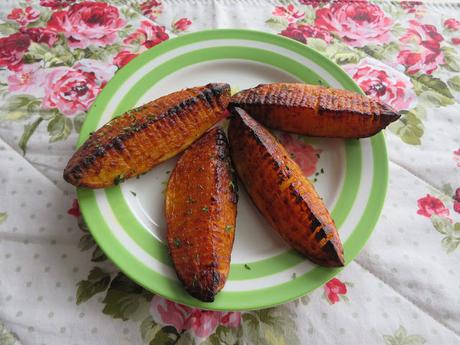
[77,29,388,311]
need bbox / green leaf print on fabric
[412,74,455,107]
[47,114,73,142]
[431,215,452,235]
[149,326,180,345]
[76,267,111,305]
[176,333,196,345]
[447,76,460,92]
[430,216,460,253]
[0,22,18,36]
[73,112,86,133]
[78,233,96,251]
[0,321,21,345]
[0,212,7,224]
[388,111,424,145]
[91,246,108,262]
[102,273,152,321]
[383,326,426,345]
[19,117,43,155]
[265,18,289,30]
[241,307,299,345]
[442,47,460,72]
[1,95,42,121]
[140,316,162,344]
[361,42,399,61]
[325,43,364,65]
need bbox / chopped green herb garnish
[313,178,317,182]
[229,181,236,191]
[187,196,196,204]
[166,170,171,174]
[202,206,209,212]
[244,264,251,270]
[114,174,125,185]
[320,168,324,174]
[315,172,319,176]
[316,153,320,159]
[225,225,233,233]
[130,191,136,197]
[317,79,323,85]
[174,238,181,248]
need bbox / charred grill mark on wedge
[165,127,237,302]
[64,83,231,188]
[228,107,344,267]
[230,83,400,138]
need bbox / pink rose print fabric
[454,149,460,168]
[454,188,460,214]
[113,50,138,68]
[315,0,393,47]
[41,59,114,116]
[324,278,348,304]
[280,23,332,44]
[42,66,101,116]
[172,18,192,33]
[444,18,460,31]
[344,57,416,112]
[46,1,126,48]
[8,63,46,95]
[72,59,116,88]
[124,20,169,49]
[279,133,321,177]
[20,27,58,47]
[416,194,450,218]
[397,20,444,75]
[273,4,305,23]
[140,0,163,21]
[40,0,76,9]
[7,6,40,27]
[150,296,241,341]
[299,0,328,8]
[67,199,81,218]
[0,33,30,71]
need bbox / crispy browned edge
[165,127,238,302]
[63,83,230,188]
[230,83,400,138]
[228,106,344,267]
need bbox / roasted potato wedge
[228,107,344,267]
[166,127,238,302]
[64,83,231,188]
[230,83,400,138]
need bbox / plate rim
[77,28,388,310]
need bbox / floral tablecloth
[1,0,460,344]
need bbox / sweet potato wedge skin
[230,83,400,138]
[228,107,344,267]
[64,83,231,188]
[165,127,238,302]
